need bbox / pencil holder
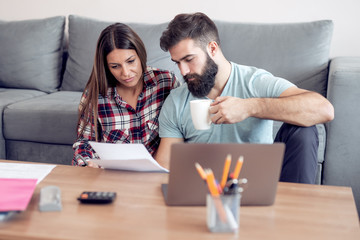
[206,193,241,233]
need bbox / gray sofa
[1,15,359,217]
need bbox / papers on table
[89,142,168,173]
[0,162,56,184]
[0,162,56,221]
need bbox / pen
[232,156,244,179]
[220,154,232,189]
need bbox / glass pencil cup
[206,193,241,233]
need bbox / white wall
[0,0,359,58]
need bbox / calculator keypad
[77,191,116,204]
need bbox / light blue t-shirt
[159,62,295,144]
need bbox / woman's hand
[86,160,102,168]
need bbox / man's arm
[210,87,334,127]
[154,137,184,169]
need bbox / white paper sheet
[89,142,169,173]
[0,162,56,184]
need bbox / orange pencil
[220,154,232,189]
[205,169,227,223]
[205,169,220,196]
[232,156,244,179]
[195,162,207,180]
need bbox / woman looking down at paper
[72,23,180,168]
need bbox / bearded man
[154,12,334,184]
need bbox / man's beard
[184,55,218,98]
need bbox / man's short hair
[160,12,220,52]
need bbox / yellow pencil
[205,169,227,223]
[205,169,220,196]
[232,156,244,179]
[220,154,232,189]
[195,162,207,180]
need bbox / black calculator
[77,191,116,204]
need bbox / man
[155,12,334,184]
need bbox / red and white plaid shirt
[73,67,180,166]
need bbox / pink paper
[0,178,37,212]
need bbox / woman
[72,23,179,167]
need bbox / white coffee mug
[190,99,212,130]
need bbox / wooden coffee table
[0,160,359,239]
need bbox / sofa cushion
[0,88,46,159]
[61,15,179,91]
[0,16,65,93]
[216,20,333,96]
[6,140,73,165]
[4,91,82,144]
[63,17,333,96]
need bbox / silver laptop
[161,143,285,206]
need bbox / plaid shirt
[72,67,180,166]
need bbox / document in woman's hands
[89,142,168,173]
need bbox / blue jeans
[274,123,319,184]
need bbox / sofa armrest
[323,57,360,217]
